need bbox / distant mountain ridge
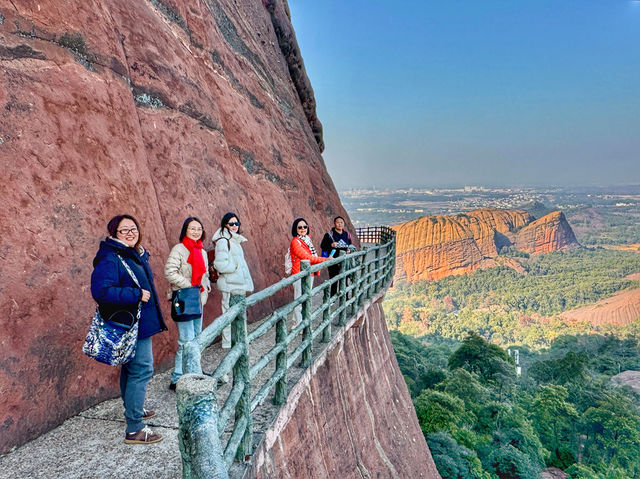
[394,208,579,282]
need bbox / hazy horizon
[289,1,640,190]
[338,182,640,191]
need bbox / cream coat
[164,243,211,306]
[212,228,254,293]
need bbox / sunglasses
[297,225,308,230]
[227,221,241,227]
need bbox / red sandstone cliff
[394,208,579,282]
[514,211,578,254]
[0,0,352,453]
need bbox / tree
[413,389,468,437]
[529,385,578,468]
[444,368,489,411]
[426,431,490,479]
[528,351,589,385]
[484,444,542,479]
[580,391,640,474]
[448,332,515,385]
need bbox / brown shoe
[142,408,155,419]
[124,426,163,444]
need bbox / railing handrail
[177,226,396,478]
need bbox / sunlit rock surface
[0,0,349,453]
[394,208,579,282]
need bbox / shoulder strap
[213,237,231,250]
[117,255,140,287]
[116,255,142,319]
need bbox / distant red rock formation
[514,211,579,254]
[394,208,579,282]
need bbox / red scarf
[182,237,206,291]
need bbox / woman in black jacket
[320,216,354,297]
[91,214,167,444]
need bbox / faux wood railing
[176,226,396,478]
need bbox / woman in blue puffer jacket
[91,214,167,445]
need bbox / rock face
[514,210,579,254]
[394,208,579,282]
[560,287,640,327]
[245,300,441,479]
[0,0,350,453]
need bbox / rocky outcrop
[0,0,349,453]
[245,300,441,478]
[514,211,578,254]
[394,208,579,282]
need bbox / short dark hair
[107,214,142,248]
[291,217,309,237]
[333,216,345,224]
[179,217,206,242]
[221,212,241,234]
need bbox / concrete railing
[177,226,396,478]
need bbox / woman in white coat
[164,217,211,390]
[212,212,254,349]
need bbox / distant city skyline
[289,1,640,189]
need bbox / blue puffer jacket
[91,237,167,340]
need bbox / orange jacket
[290,237,326,276]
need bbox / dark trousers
[328,264,341,296]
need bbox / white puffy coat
[212,228,254,293]
[164,243,211,306]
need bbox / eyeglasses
[187,227,203,232]
[297,225,308,230]
[117,227,138,235]
[227,221,241,227]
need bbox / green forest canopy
[384,248,640,347]
[392,331,640,479]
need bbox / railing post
[230,293,252,461]
[365,247,373,300]
[273,300,288,405]
[357,253,366,308]
[374,247,381,294]
[177,374,228,479]
[300,260,312,367]
[183,340,203,375]
[338,251,347,326]
[389,229,396,279]
[322,286,331,343]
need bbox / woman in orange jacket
[289,217,326,327]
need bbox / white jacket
[164,243,211,306]
[212,228,254,293]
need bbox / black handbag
[171,286,203,322]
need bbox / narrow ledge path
[0,249,383,479]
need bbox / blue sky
[288,1,640,189]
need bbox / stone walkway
[0,255,374,479]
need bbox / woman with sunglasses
[289,217,327,327]
[212,213,254,351]
[164,217,211,390]
[91,214,167,444]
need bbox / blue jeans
[171,316,203,384]
[120,337,154,433]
